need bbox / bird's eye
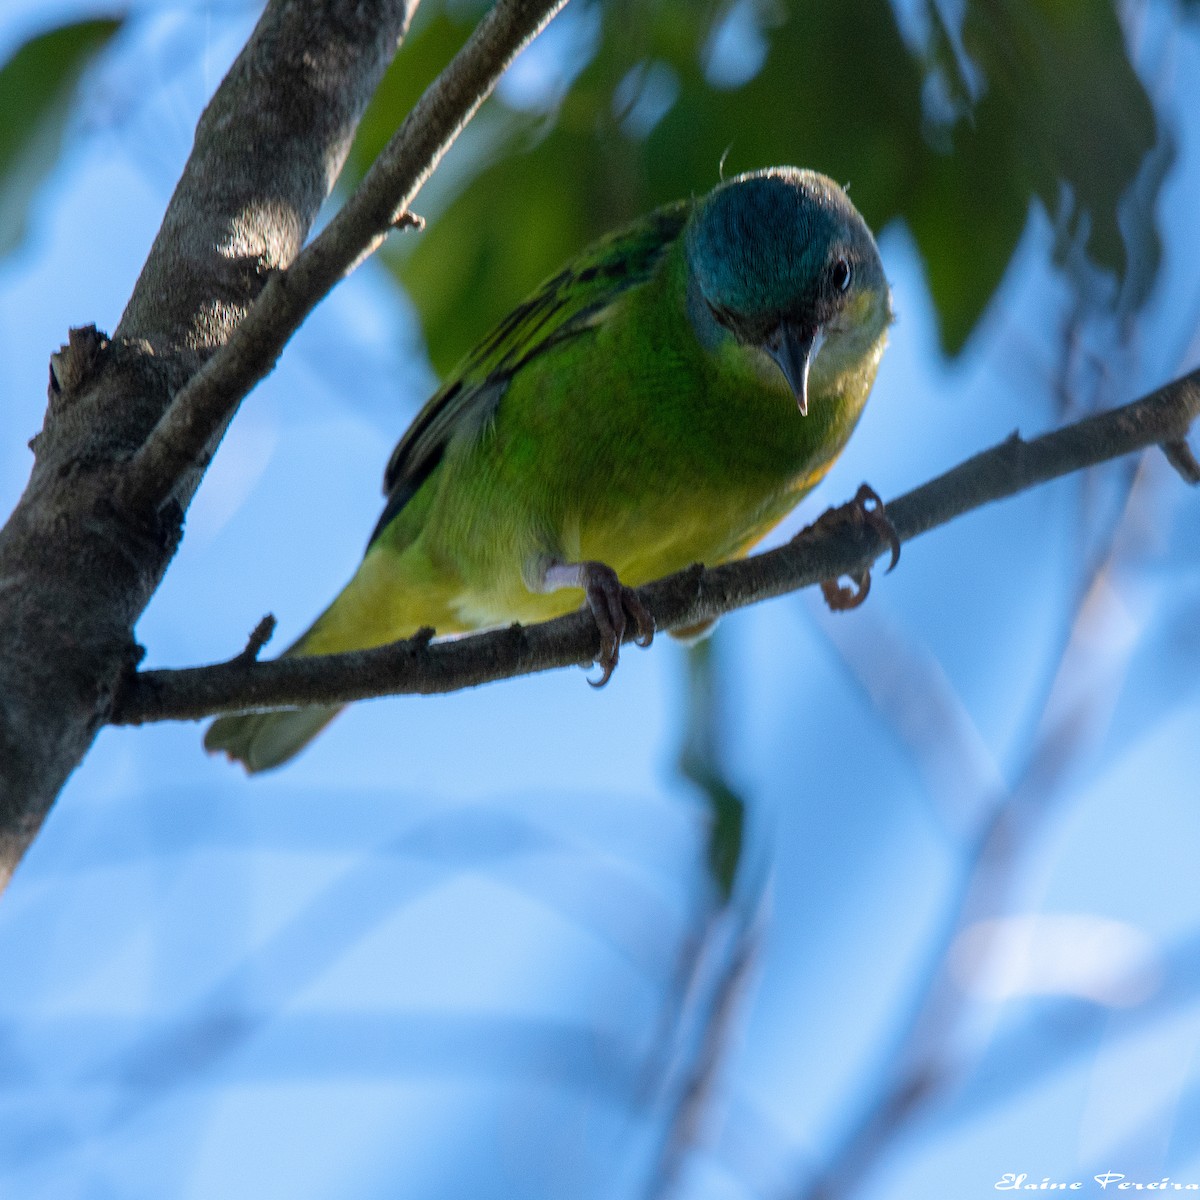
[831,258,852,293]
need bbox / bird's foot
[669,616,718,644]
[576,561,655,686]
[794,483,900,613]
[819,570,871,611]
[534,558,654,685]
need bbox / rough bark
[0,0,567,884]
[0,0,417,881]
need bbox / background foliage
[1,2,1199,1198]
[351,0,1163,369]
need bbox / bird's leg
[531,559,655,686]
[792,483,901,613]
[669,617,718,643]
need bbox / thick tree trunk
[0,0,415,882]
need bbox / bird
[205,166,893,772]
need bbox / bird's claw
[853,483,900,572]
[796,483,899,613]
[580,561,655,687]
[820,571,871,611]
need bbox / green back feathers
[370,202,690,543]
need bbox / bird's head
[685,167,891,415]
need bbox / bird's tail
[203,598,348,771]
[203,701,342,774]
[203,547,443,773]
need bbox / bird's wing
[369,202,691,544]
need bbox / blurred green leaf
[928,0,1162,347]
[680,634,745,903]
[0,17,122,259]
[351,0,1163,370]
[349,6,483,177]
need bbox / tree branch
[112,369,1200,726]
[0,0,566,885]
[119,0,568,516]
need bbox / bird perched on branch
[205,166,893,771]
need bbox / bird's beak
[765,323,824,416]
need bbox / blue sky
[2,3,1200,1198]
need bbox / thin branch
[235,615,278,664]
[0,0,421,881]
[644,905,766,1200]
[786,448,1160,1200]
[112,368,1200,726]
[1163,437,1200,482]
[119,0,568,516]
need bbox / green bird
[205,166,892,771]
